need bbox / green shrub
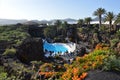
[0,66,7,80]
[3,48,16,56]
[44,26,56,38]
[40,63,54,72]
[77,28,83,33]
[100,25,106,31]
[0,72,7,80]
[116,29,120,38]
[0,25,30,44]
[0,66,5,72]
[110,38,119,47]
[103,54,120,71]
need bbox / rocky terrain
[0,18,120,79]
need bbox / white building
[91,20,115,25]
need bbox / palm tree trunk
[99,15,101,30]
[89,22,90,27]
[87,23,89,27]
[109,21,112,32]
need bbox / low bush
[103,54,120,71]
[0,66,7,80]
[3,48,16,56]
[110,38,119,47]
[40,63,54,72]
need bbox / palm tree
[77,19,84,27]
[104,12,114,32]
[54,20,62,35]
[55,20,62,26]
[61,21,68,36]
[115,13,120,24]
[93,8,106,29]
[44,25,56,38]
[115,13,120,31]
[84,17,92,27]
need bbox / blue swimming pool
[43,41,68,53]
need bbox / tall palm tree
[54,20,62,35]
[84,17,92,27]
[61,21,68,36]
[77,19,84,27]
[93,8,106,29]
[105,12,114,32]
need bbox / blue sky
[0,0,120,20]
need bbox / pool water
[43,41,68,53]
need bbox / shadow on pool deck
[85,70,120,80]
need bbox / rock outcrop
[114,42,120,56]
[85,70,120,80]
[16,38,45,63]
